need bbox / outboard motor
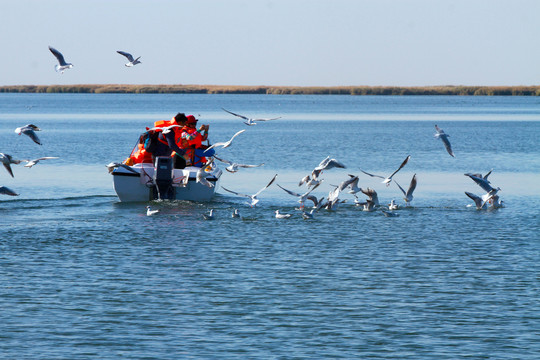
[152,156,175,200]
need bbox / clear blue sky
[2,0,539,86]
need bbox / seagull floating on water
[360,155,411,186]
[213,155,264,173]
[206,129,246,151]
[0,186,19,196]
[203,209,215,220]
[117,50,141,67]
[394,173,417,206]
[434,125,455,157]
[275,210,292,219]
[222,108,281,126]
[146,206,160,216]
[302,209,315,219]
[48,46,73,73]
[221,174,278,207]
[15,124,42,145]
[388,199,399,210]
[232,209,241,218]
[24,157,59,168]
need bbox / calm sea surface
[1,94,539,359]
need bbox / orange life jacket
[131,143,153,163]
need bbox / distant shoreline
[1,84,539,96]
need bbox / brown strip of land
[1,84,539,95]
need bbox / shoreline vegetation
[0,84,539,96]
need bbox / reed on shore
[1,84,539,96]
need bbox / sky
[1,0,539,87]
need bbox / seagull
[15,124,42,145]
[302,209,315,219]
[222,108,281,126]
[277,183,320,208]
[298,174,322,188]
[346,175,361,195]
[312,156,346,179]
[0,186,19,196]
[202,209,215,220]
[24,157,59,168]
[221,174,277,207]
[232,209,241,218]
[464,173,500,198]
[359,187,380,206]
[213,155,264,173]
[394,173,417,206]
[146,206,160,216]
[356,199,376,212]
[196,158,215,188]
[465,192,490,210]
[48,46,73,73]
[117,50,141,67]
[206,129,246,151]
[275,210,292,219]
[360,155,411,186]
[106,162,139,174]
[0,153,24,178]
[434,125,455,157]
[388,199,399,210]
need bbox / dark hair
[174,113,188,124]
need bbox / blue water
[1,93,539,359]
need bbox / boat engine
[152,156,175,200]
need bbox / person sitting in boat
[181,115,214,167]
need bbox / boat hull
[111,163,221,202]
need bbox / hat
[186,115,198,124]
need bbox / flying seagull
[0,153,24,178]
[24,157,59,168]
[48,46,73,73]
[221,174,278,207]
[196,158,215,188]
[277,182,320,208]
[117,50,141,67]
[206,129,246,151]
[213,155,264,173]
[434,125,455,157]
[222,108,281,126]
[15,124,41,145]
[360,155,411,186]
[394,173,417,206]
[0,186,19,196]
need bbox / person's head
[173,113,188,126]
[186,115,198,127]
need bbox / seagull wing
[253,116,282,121]
[277,184,302,197]
[434,125,444,135]
[117,51,135,62]
[359,169,385,180]
[222,108,249,120]
[213,155,233,165]
[388,155,411,179]
[406,174,417,197]
[221,186,251,199]
[465,174,494,193]
[465,191,484,209]
[3,163,14,177]
[22,129,41,145]
[49,46,67,65]
[394,180,407,197]
[237,162,264,168]
[440,135,455,157]
[253,174,278,197]
[0,186,18,196]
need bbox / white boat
[111,156,222,202]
